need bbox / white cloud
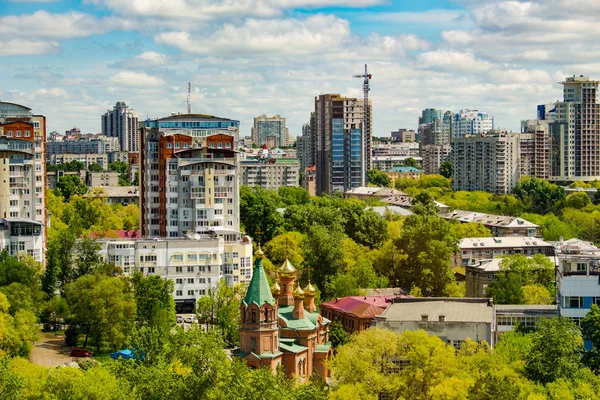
[0,40,59,56]
[418,50,492,73]
[111,51,170,69]
[0,11,132,40]
[155,14,351,56]
[109,71,166,87]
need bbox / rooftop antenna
[187,82,191,114]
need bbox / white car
[184,316,197,324]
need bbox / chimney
[439,314,446,322]
[421,314,428,322]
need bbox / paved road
[29,335,75,367]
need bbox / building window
[187,266,194,272]
[175,267,182,273]
[176,278,183,284]
[576,262,587,272]
[188,278,194,284]
[188,290,194,296]
[565,297,584,308]
[176,290,182,296]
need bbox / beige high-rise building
[549,76,600,181]
[451,132,520,194]
[421,144,452,175]
[101,101,139,152]
[0,102,47,264]
[520,120,551,180]
[251,114,290,148]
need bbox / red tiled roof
[321,296,404,318]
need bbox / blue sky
[1,0,598,137]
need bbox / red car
[70,348,91,357]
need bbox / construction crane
[353,64,372,171]
[187,82,191,114]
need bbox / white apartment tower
[140,114,241,239]
[0,102,47,264]
[101,102,139,152]
[452,109,494,138]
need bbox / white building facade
[98,234,253,312]
[101,102,139,152]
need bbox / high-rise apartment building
[451,132,520,194]
[240,158,300,190]
[421,144,452,175]
[420,111,453,146]
[418,108,443,126]
[47,133,120,158]
[297,121,314,172]
[549,76,600,181]
[101,101,139,152]
[140,113,240,239]
[314,94,370,195]
[251,114,289,148]
[0,102,47,264]
[452,109,494,138]
[520,120,551,180]
[390,129,416,143]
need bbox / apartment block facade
[47,133,120,158]
[101,101,139,152]
[98,233,253,312]
[240,158,299,189]
[314,94,371,195]
[520,120,551,180]
[251,114,290,148]
[421,144,451,175]
[451,132,520,194]
[549,76,600,182]
[452,109,494,138]
[0,102,47,264]
[296,120,314,172]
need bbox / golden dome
[255,245,264,259]
[271,281,281,295]
[304,281,316,295]
[278,258,297,277]
[293,284,305,299]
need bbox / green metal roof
[315,343,332,353]
[278,305,316,330]
[279,342,307,354]
[243,258,276,307]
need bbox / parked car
[71,348,91,357]
[184,316,197,324]
[176,315,183,323]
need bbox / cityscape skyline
[0,0,588,137]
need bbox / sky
[1,0,599,139]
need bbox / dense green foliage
[108,160,131,186]
[367,169,391,187]
[487,254,555,305]
[56,175,88,201]
[46,160,85,172]
[332,324,600,399]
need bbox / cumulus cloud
[418,50,492,73]
[109,71,166,87]
[0,11,132,40]
[0,40,59,56]
[155,14,351,56]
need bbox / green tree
[239,186,283,243]
[87,163,104,172]
[367,169,391,187]
[65,274,136,350]
[278,186,310,206]
[402,157,420,168]
[411,191,439,216]
[582,304,600,371]
[302,225,346,300]
[565,192,591,209]
[450,222,492,239]
[131,273,176,332]
[390,213,457,295]
[55,175,88,201]
[195,280,243,347]
[525,317,583,384]
[487,254,555,305]
[329,321,350,348]
[108,160,130,186]
[264,232,304,269]
[513,177,566,214]
[439,160,453,178]
[0,293,39,357]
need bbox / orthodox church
[234,247,332,380]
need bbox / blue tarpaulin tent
[110,348,134,360]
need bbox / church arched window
[251,308,256,323]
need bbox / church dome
[293,284,305,299]
[278,258,296,277]
[271,281,281,296]
[304,281,316,295]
